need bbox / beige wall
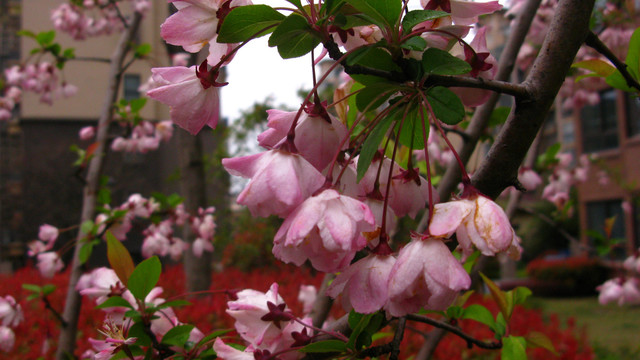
[20,0,170,121]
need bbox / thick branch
[471,0,596,199]
[54,12,143,360]
[406,314,502,350]
[585,31,640,92]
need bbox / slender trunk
[55,13,143,360]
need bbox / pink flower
[192,237,214,257]
[38,224,59,243]
[429,195,521,259]
[386,236,470,316]
[273,189,375,272]
[297,285,317,315]
[451,27,497,107]
[226,283,292,349]
[0,326,15,352]
[146,64,222,135]
[213,338,255,360]
[36,252,64,278]
[0,296,23,328]
[326,254,396,313]
[518,168,542,191]
[257,107,348,171]
[222,150,325,218]
[77,268,123,305]
[79,126,95,141]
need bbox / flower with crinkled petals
[272,189,375,272]
[222,149,325,218]
[0,296,23,328]
[386,235,470,317]
[36,252,64,278]
[0,326,15,352]
[257,105,348,172]
[226,283,292,350]
[77,267,124,305]
[451,27,497,107]
[326,254,396,313]
[38,224,59,243]
[146,64,223,135]
[429,194,521,260]
[160,0,251,65]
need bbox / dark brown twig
[585,31,640,92]
[406,314,502,350]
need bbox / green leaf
[572,59,616,77]
[489,106,511,127]
[268,13,320,59]
[95,296,134,310]
[347,46,402,72]
[493,312,507,338]
[479,273,509,321]
[355,83,397,112]
[606,70,635,92]
[356,115,395,181]
[401,10,450,33]
[97,187,111,206]
[127,256,161,301]
[47,43,61,56]
[218,5,285,43]
[129,98,147,113]
[17,30,36,39]
[463,250,481,273]
[344,0,401,29]
[396,104,428,150]
[128,322,153,347]
[41,284,57,296]
[426,86,465,125]
[526,331,557,355]
[36,30,56,46]
[196,329,233,348]
[22,284,42,293]
[79,241,95,265]
[347,311,374,350]
[502,336,527,360]
[106,231,135,286]
[156,300,191,309]
[462,304,495,328]
[63,48,75,59]
[401,36,428,51]
[625,27,640,79]
[510,286,532,306]
[134,43,152,58]
[80,220,95,235]
[422,48,471,76]
[300,340,347,353]
[161,325,194,346]
[446,305,464,319]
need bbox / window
[586,199,626,258]
[581,89,619,153]
[123,74,141,101]
[625,92,640,137]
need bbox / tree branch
[584,30,640,92]
[406,314,502,350]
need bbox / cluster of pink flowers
[541,153,590,209]
[597,251,640,306]
[109,120,174,153]
[0,296,24,352]
[3,63,77,106]
[51,0,150,40]
[0,86,21,122]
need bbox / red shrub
[0,265,593,359]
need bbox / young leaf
[268,13,320,59]
[299,340,347,353]
[625,27,640,79]
[78,241,95,265]
[422,48,471,76]
[95,296,134,310]
[344,0,401,29]
[36,30,56,46]
[510,286,532,306]
[396,104,428,150]
[401,10,449,33]
[401,36,428,51]
[347,310,374,350]
[42,284,57,296]
[462,304,495,328]
[161,325,195,346]
[426,86,465,125]
[195,329,233,348]
[347,46,402,72]
[80,220,95,235]
[479,273,509,321]
[526,331,557,355]
[218,5,285,43]
[501,336,527,360]
[127,256,162,301]
[106,231,135,286]
[355,83,397,112]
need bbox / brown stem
[54,12,143,360]
[406,314,502,350]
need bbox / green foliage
[426,86,465,125]
[268,13,321,58]
[106,231,135,285]
[422,48,472,76]
[127,256,161,301]
[300,340,347,353]
[502,336,527,360]
[218,5,285,43]
[343,0,401,30]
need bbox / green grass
[529,297,640,359]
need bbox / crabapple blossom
[257,106,349,171]
[429,194,522,259]
[79,126,96,141]
[452,27,497,107]
[146,63,224,135]
[518,167,542,191]
[386,235,471,316]
[76,267,124,305]
[297,285,317,315]
[222,149,325,218]
[326,254,396,313]
[213,338,256,360]
[272,189,375,272]
[0,296,23,328]
[0,326,15,352]
[36,252,64,278]
[38,224,59,243]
